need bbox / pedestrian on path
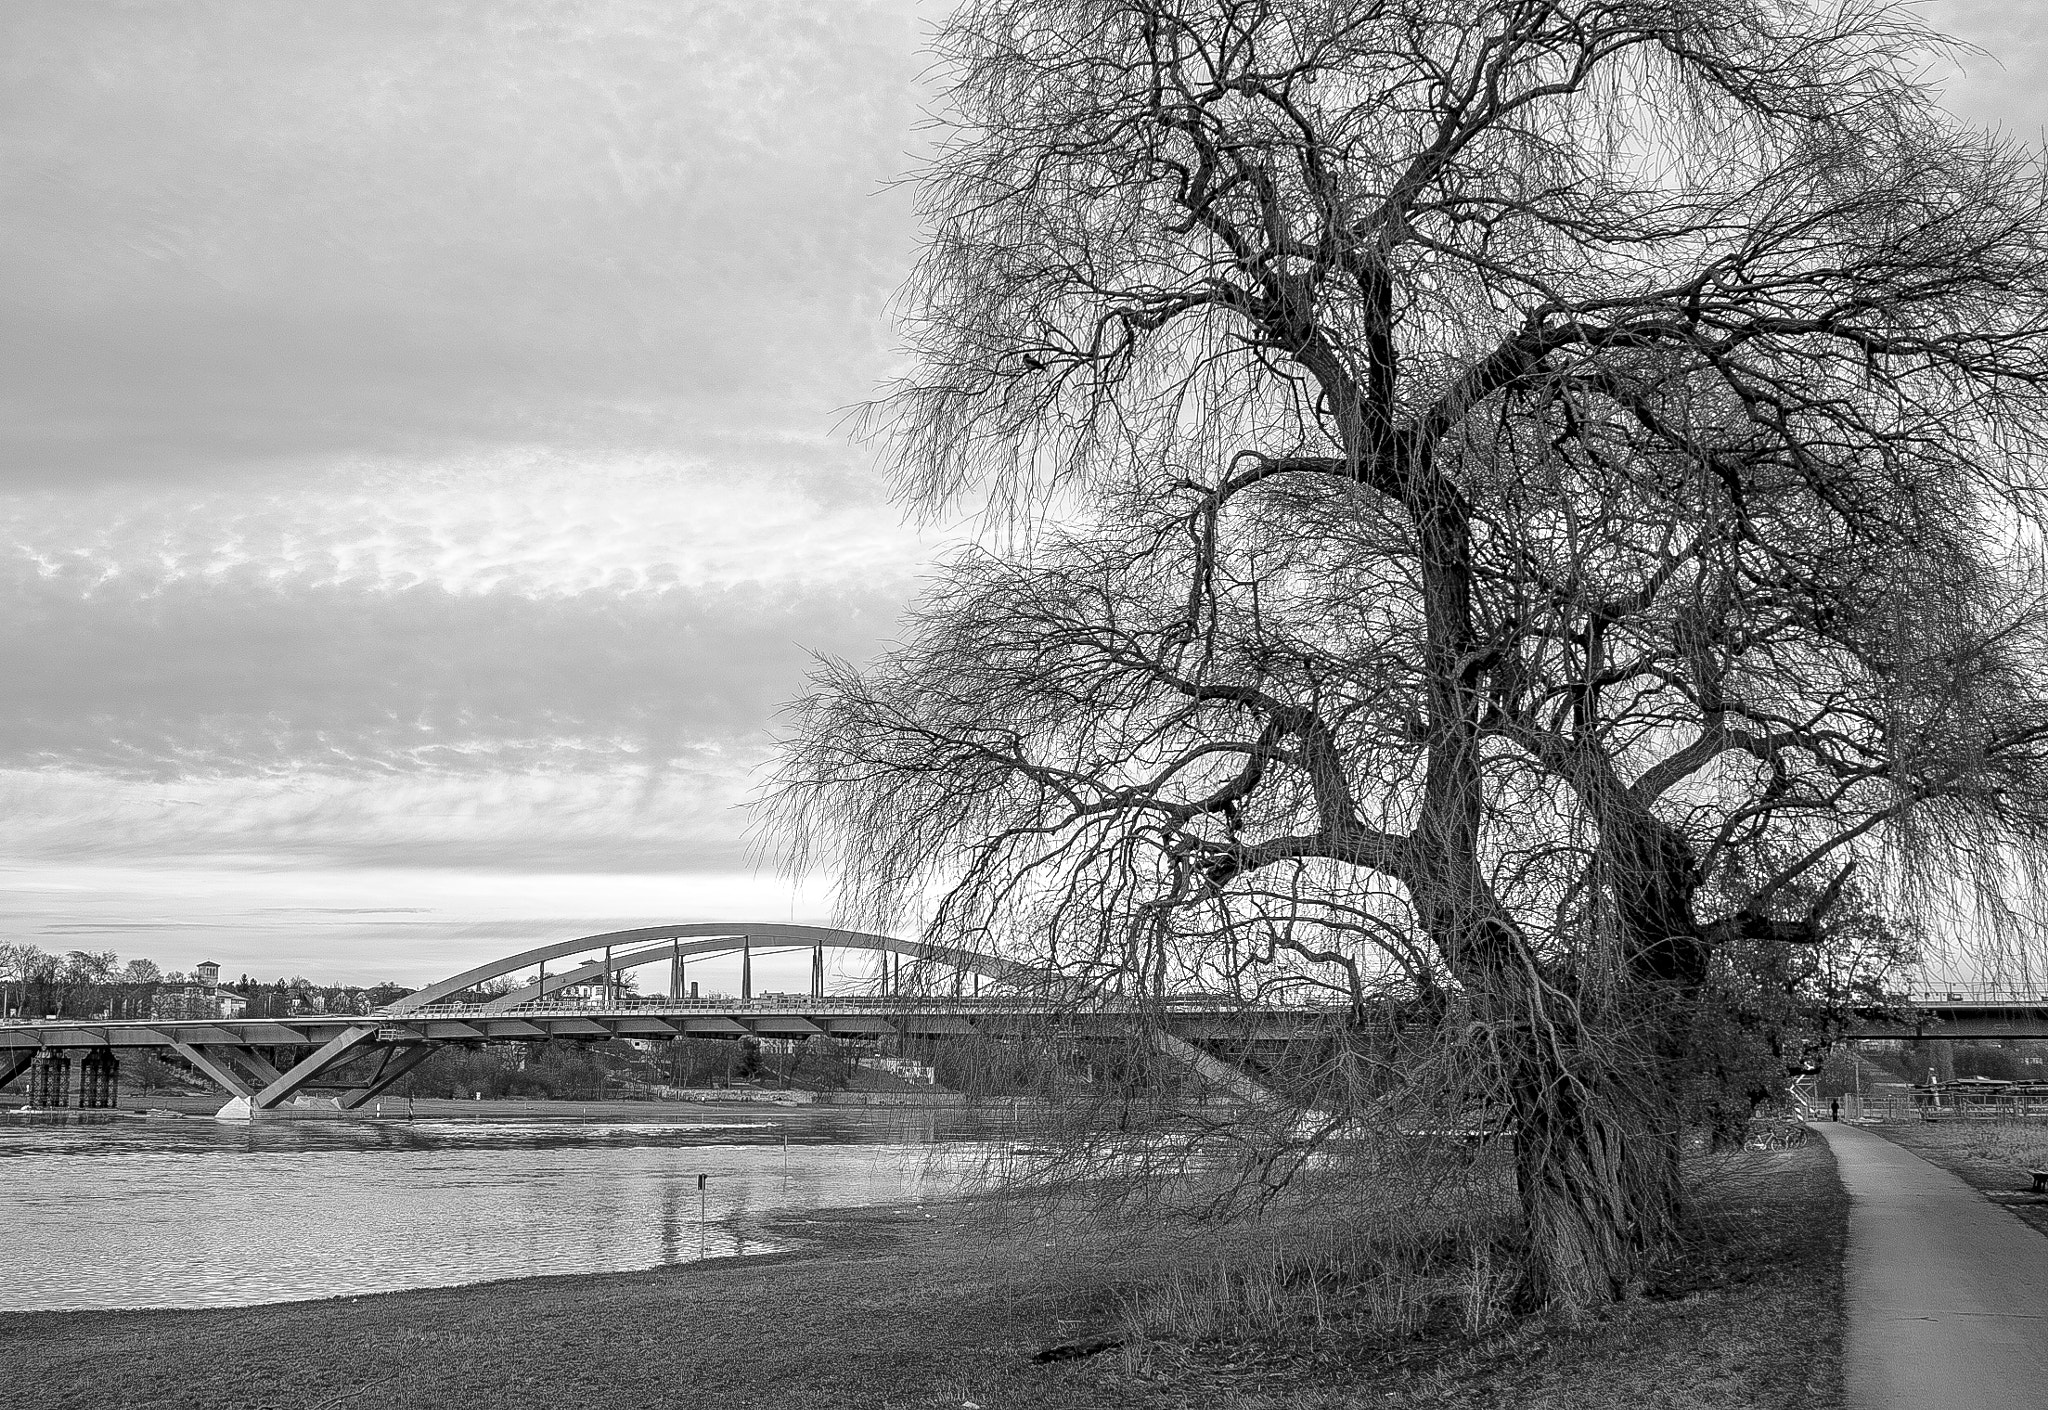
[1832,1098,1840,1121]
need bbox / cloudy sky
[0,1,2038,987]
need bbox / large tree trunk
[1438,824,1706,1309]
[1437,935,1690,1308]
[1495,818,1712,1306]
[1508,1031,1683,1308]
[1419,896,1689,1308]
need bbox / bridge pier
[77,1050,118,1108]
[169,1040,260,1105]
[332,1042,439,1110]
[27,1050,69,1108]
[0,1047,34,1096]
[1151,1032,1278,1105]
[247,1024,382,1111]
[170,1026,401,1118]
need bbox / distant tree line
[365,1032,1082,1102]
[0,942,407,1021]
[231,977,411,1020]
[370,1036,816,1102]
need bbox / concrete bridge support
[168,1041,262,1104]
[332,1043,439,1110]
[177,1026,432,1119]
[0,1047,33,1096]
[76,1050,118,1108]
[1151,1032,1281,1105]
[27,1050,69,1108]
[247,1025,379,1110]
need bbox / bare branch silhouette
[769,0,2048,1309]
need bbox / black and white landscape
[6,5,2048,1409]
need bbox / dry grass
[1878,1115,2048,1171]
[1086,1140,1845,1409]
[1112,1217,1517,1358]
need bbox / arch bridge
[0,922,1322,1116]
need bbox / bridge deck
[1851,996,2048,1040]
[18,990,2048,1048]
[0,922,1347,1113]
[0,998,1339,1051]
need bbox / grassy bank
[4,1140,1845,1410]
[1104,1140,1845,1409]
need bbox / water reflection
[0,1109,985,1312]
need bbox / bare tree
[770,0,2048,1307]
[0,943,42,1018]
[121,958,162,985]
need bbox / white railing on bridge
[1843,1092,2048,1122]
[382,993,1338,1019]
[392,995,1047,1017]
[1901,988,2048,1005]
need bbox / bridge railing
[395,996,1049,1017]
[1848,1092,2048,1122]
[1900,987,2048,1004]
[385,994,1343,1019]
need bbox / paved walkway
[1818,1121,2048,1409]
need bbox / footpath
[1818,1122,2048,1410]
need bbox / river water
[0,1107,992,1312]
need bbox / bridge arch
[381,923,1026,1014]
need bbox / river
[0,1105,996,1312]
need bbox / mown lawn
[3,1142,1844,1410]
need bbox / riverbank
[4,1140,1845,1410]
[39,1091,996,1121]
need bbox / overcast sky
[0,1,2038,986]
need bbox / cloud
[0,0,947,917]
[0,452,929,597]
[1922,4,2048,134]
[0,542,909,782]
[1,1,2031,986]
[0,860,840,985]
[0,767,767,872]
[0,455,936,898]
[0,455,933,780]
[0,0,927,486]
